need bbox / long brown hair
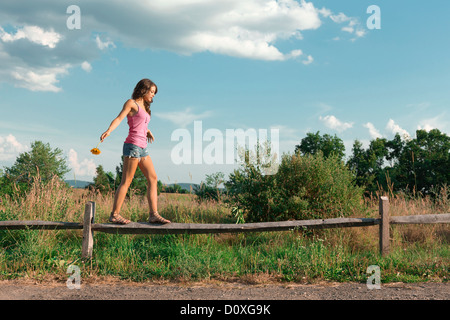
[131,78,158,116]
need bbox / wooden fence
[0,196,449,259]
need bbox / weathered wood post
[379,196,390,256]
[81,201,95,259]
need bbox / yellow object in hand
[90,142,101,155]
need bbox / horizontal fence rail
[90,217,381,235]
[390,214,450,224]
[0,221,83,230]
[2,215,449,233]
[0,198,449,259]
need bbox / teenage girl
[100,78,171,225]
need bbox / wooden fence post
[379,196,390,256]
[81,201,95,259]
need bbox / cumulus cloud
[319,115,353,132]
[95,35,116,50]
[0,24,70,92]
[81,61,92,73]
[140,0,323,61]
[0,3,99,92]
[0,134,28,161]
[0,25,94,91]
[11,66,69,92]
[386,119,410,139]
[364,122,383,139]
[418,123,434,132]
[417,115,448,133]
[68,149,96,179]
[0,0,366,91]
[324,11,366,40]
[302,54,314,65]
[0,25,62,48]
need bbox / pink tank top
[124,100,150,148]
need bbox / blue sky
[0,0,449,184]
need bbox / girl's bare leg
[112,157,139,218]
[138,155,171,223]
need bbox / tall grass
[0,177,448,283]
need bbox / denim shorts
[123,143,149,159]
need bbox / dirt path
[0,280,448,300]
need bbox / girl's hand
[100,131,110,142]
[147,130,155,143]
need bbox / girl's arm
[147,129,155,143]
[100,100,133,142]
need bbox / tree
[347,137,389,193]
[347,130,450,195]
[295,131,345,161]
[347,140,371,188]
[93,165,116,192]
[3,141,69,194]
[394,129,450,194]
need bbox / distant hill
[65,180,199,192]
[65,180,92,189]
[65,180,201,192]
[166,183,199,193]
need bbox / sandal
[109,213,131,225]
[148,212,171,224]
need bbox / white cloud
[318,7,332,18]
[418,123,434,132]
[0,24,70,92]
[386,119,410,139]
[327,11,366,40]
[68,149,97,179]
[156,107,213,128]
[95,35,116,50]
[0,25,62,48]
[167,0,322,61]
[341,26,354,33]
[302,54,314,65]
[81,61,92,73]
[330,12,351,24]
[11,66,69,92]
[319,115,353,132]
[417,115,448,133]
[354,29,367,38]
[364,122,383,139]
[0,134,28,161]
[0,0,367,91]
[51,0,326,61]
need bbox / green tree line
[296,129,449,195]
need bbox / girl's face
[143,85,157,103]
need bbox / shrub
[194,172,225,202]
[226,152,365,222]
[194,183,222,202]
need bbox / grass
[0,176,448,284]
